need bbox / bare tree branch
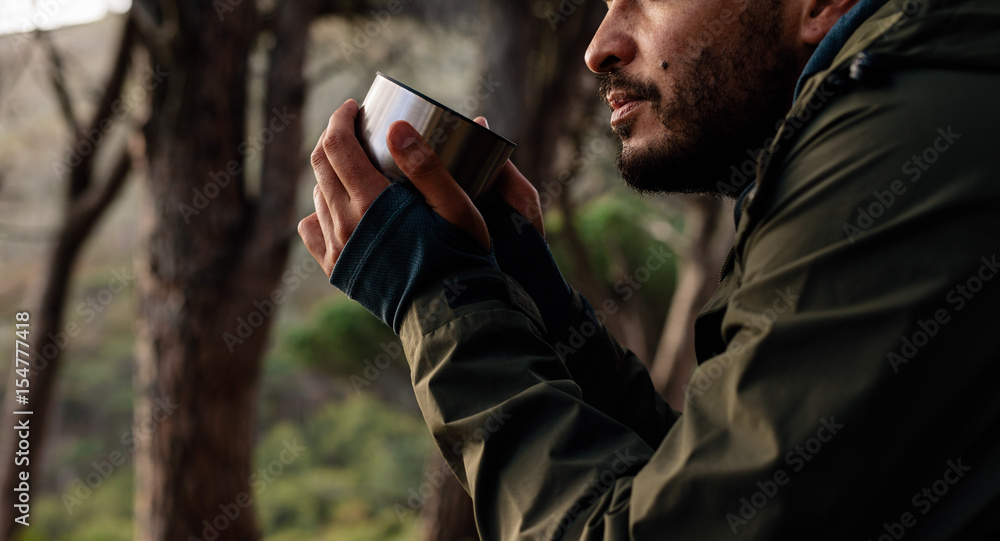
[131,0,174,67]
[76,149,132,223]
[249,0,316,258]
[0,14,138,540]
[67,17,136,199]
[36,29,79,134]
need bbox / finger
[313,184,344,270]
[322,99,390,204]
[494,159,545,237]
[311,126,348,205]
[473,116,489,128]
[387,120,490,249]
[312,184,334,245]
[297,212,330,275]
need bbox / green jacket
[399,0,1000,539]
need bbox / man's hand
[298,100,389,276]
[472,117,545,237]
[298,99,491,276]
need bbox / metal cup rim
[373,71,516,149]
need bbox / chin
[615,128,726,197]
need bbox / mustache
[596,71,661,108]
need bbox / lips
[607,91,646,126]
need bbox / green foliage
[26,395,431,540]
[255,395,432,536]
[264,511,418,541]
[22,470,134,541]
[285,300,399,375]
[550,191,678,308]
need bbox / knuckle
[323,129,346,154]
[526,183,540,199]
[333,212,354,241]
[310,147,327,169]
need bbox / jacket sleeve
[398,65,1000,540]
[400,268,661,540]
[475,193,676,445]
[551,290,676,449]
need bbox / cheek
[656,0,749,62]
[632,3,693,64]
[640,34,709,107]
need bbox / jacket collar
[793,0,891,101]
[734,0,890,228]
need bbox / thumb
[387,121,490,249]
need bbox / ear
[797,0,862,46]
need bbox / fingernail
[389,123,418,151]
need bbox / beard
[598,1,800,197]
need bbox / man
[299,0,1000,538]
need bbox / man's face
[587,0,802,196]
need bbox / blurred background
[0,1,733,539]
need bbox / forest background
[0,1,733,539]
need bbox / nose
[585,4,636,73]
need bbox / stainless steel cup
[355,72,516,199]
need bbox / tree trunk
[648,196,733,408]
[0,19,134,541]
[420,452,479,541]
[131,0,314,538]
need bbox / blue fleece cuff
[330,182,499,334]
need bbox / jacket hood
[867,0,1000,72]
[800,0,1000,102]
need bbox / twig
[35,29,79,134]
